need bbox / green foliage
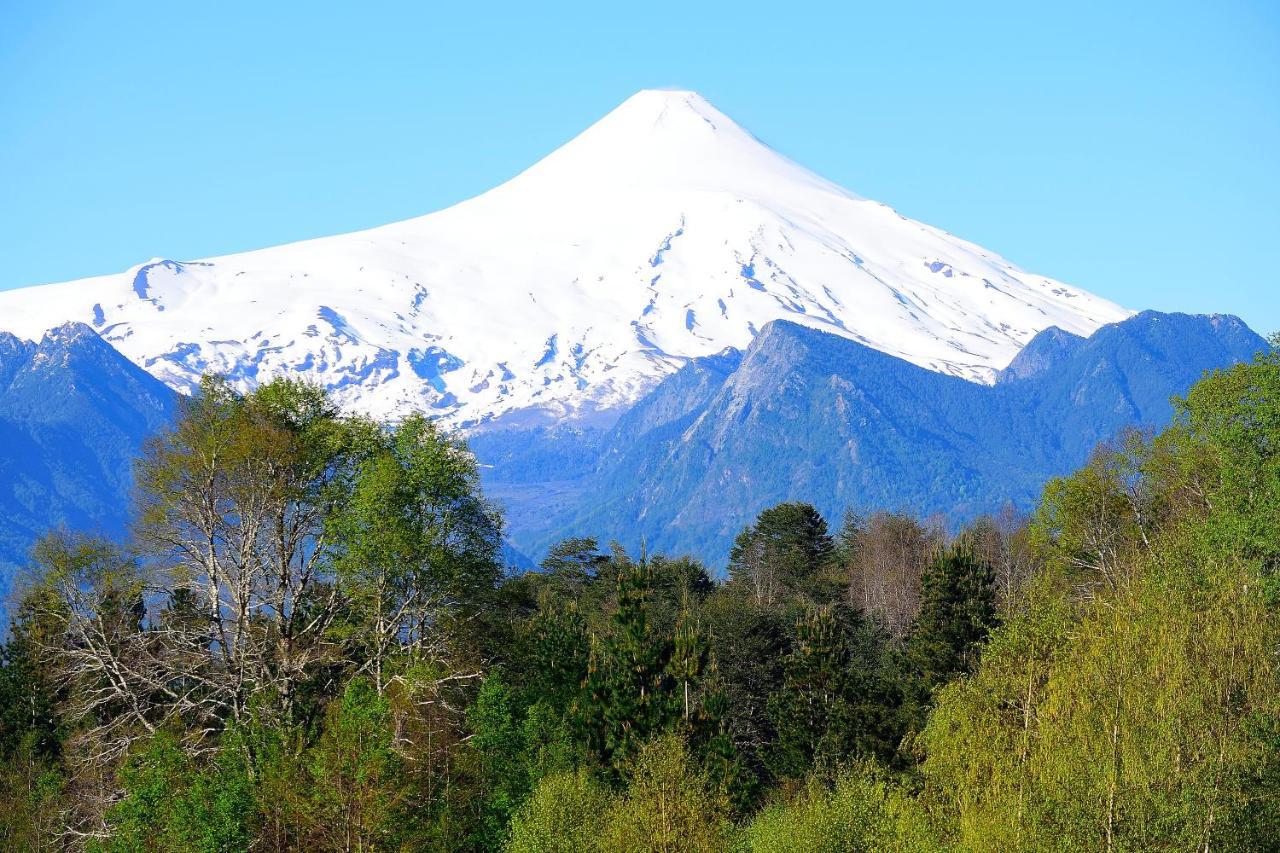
[468,671,530,848]
[918,349,1280,851]
[505,769,615,853]
[700,589,789,789]
[899,547,997,735]
[0,604,62,763]
[922,539,1280,850]
[1179,345,1280,567]
[519,698,578,781]
[578,561,681,776]
[8,362,1280,850]
[669,598,710,724]
[729,502,837,605]
[307,678,403,851]
[328,412,503,699]
[600,734,732,853]
[741,764,941,852]
[521,600,590,707]
[0,741,64,851]
[99,730,253,853]
[539,536,611,593]
[767,605,892,778]
[907,549,998,684]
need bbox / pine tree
[668,597,709,724]
[525,601,590,708]
[900,547,998,732]
[578,562,679,777]
[767,604,890,778]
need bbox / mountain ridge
[0,323,178,598]
[484,310,1267,565]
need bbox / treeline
[1,340,1279,851]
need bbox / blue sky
[2,1,1278,333]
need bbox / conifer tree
[900,547,998,733]
[767,604,889,778]
[579,561,679,776]
[729,502,836,606]
[668,597,709,723]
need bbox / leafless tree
[841,511,944,637]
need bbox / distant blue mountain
[0,323,177,601]
[482,311,1267,567]
[0,312,1266,591]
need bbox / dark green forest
[2,340,1279,851]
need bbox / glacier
[0,89,1130,427]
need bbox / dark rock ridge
[481,311,1267,568]
[0,323,178,601]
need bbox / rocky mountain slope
[0,324,177,598]
[487,311,1266,565]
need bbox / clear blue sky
[3,1,1278,333]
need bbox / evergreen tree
[578,562,679,776]
[523,601,590,708]
[669,597,709,724]
[729,503,837,606]
[767,605,890,779]
[900,547,998,732]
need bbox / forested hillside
[483,311,1265,566]
[2,340,1278,851]
[0,323,176,596]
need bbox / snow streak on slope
[0,90,1130,426]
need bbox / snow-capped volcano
[0,89,1129,426]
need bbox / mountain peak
[604,89,727,126]
[41,321,100,346]
[498,89,852,201]
[0,93,1131,425]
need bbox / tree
[837,511,943,638]
[332,413,503,695]
[960,505,1039,606]
[539,537,610,593]
[600,734,731,853]
[100,730,254,853]
[0,752,63,851]
[767,605,891,778]
[467,671,529,849]
[668,598,709,724]
[918,348,1280,850]
[505,769,614,853]
[699,586,790,788]
[1178,342,1280,563]
[522,601,590,708]
[19,533,192,768]
[900,548,998,732]
[307,678,404,852]
[0,597,64,764]
[742,762,939,852]
[134,377,363,726]
[729,503,836,607]
[578,561,680,776]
